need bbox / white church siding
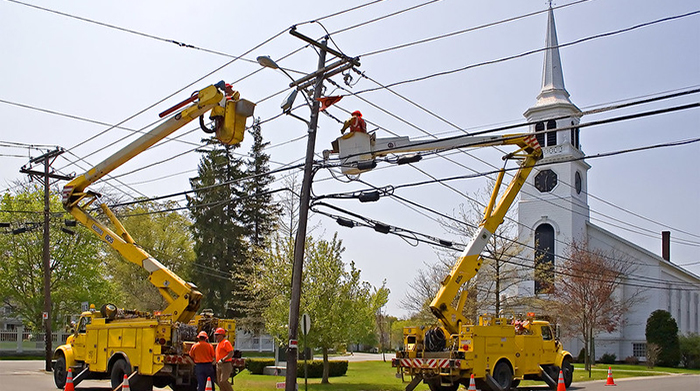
[515,5,700,362]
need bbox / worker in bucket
[189,331,216,391]
[340,110,367,134]
[214,328,235,391]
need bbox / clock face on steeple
[535,169,558,193]
[575,171,582,194]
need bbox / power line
[310,199,700,291]
[350,9,700,95]
[5,0,389,61]
[110,162,304,208]
[320,82,699,243]
[360,0,593,57]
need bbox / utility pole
[20,147,73,371]
[284,28,360,391]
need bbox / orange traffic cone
[467,373,477,390]
[205,376,213,391]
[556,369,566,391]
[64,368,75,391]
[605,366,616,386]
[122,374,130,390]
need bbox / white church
[515,6,700,361]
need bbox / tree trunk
[322,346,330,384]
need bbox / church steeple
[537,4,572,105]
[524,4,581,130]
[517,4,590,296]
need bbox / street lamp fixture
[257,56,296,86]
[258,55,311,126]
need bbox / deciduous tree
[554,240,641,374]
[0,186,115,331]
[255,233,386,383]
[106,200,195,312]
[402,183,526,320]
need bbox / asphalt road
[1,360,698,390]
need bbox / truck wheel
[110,359,154,391]
[562,358,574,388]
[153,376,171,388]
[170,383,198,391]
[427,380,458,391]
[53,355,67,389]
[491,361,513,390]
[111,359,129,389]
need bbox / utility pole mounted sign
[301,313,311,336]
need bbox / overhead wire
[350,9,700,94]
[0,0,528,197]
[5,2,700,264]
[359,0,593,57]
[310,198,700,291]
[323,83,700,244]
[1,0,432,197]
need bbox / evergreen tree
[187,140,248,318]
[241,118,279,248]
[238,119,280,330]
[646,309,681,367]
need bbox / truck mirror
[556,324,561,339]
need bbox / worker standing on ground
[189,331,216,391]
[340,110,367,134]
[214,328,235,391]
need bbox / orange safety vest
[347,116,367,133]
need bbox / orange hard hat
[197,331,208,339]
[214,328,226,335]
[352,110,362,117]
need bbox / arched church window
[546,120,557,146]
[534,224,555,294]
[535,122,545,148]
[570,120,580,149]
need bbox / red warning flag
[317,95,343,111]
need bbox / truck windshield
[77,317,91,334]
[541,325,553,341]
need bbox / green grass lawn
[231,361,700,391]
[234,361,433,391]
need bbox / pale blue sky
[1,0,698,316]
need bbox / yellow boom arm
[429,136,541,334]
[61,81,255,323]
[329,132,542,335]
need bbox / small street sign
[301,313,311,336]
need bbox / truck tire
[110,359,154,391]
[561,358,574,388]
[490,361,513,391]
[53,355,67,389]
[427,379,458,391]
[170,383,198,391]
[153,376,171,388]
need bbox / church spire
[536,4,572,105]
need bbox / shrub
[624,356,639,365]
[246,358,276,374]
[599,353,616,364]
[646,310,680,367]
[297,360,348,378]
[679,333,700,369]
[646,343,661,368]
[576,348,586,363]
